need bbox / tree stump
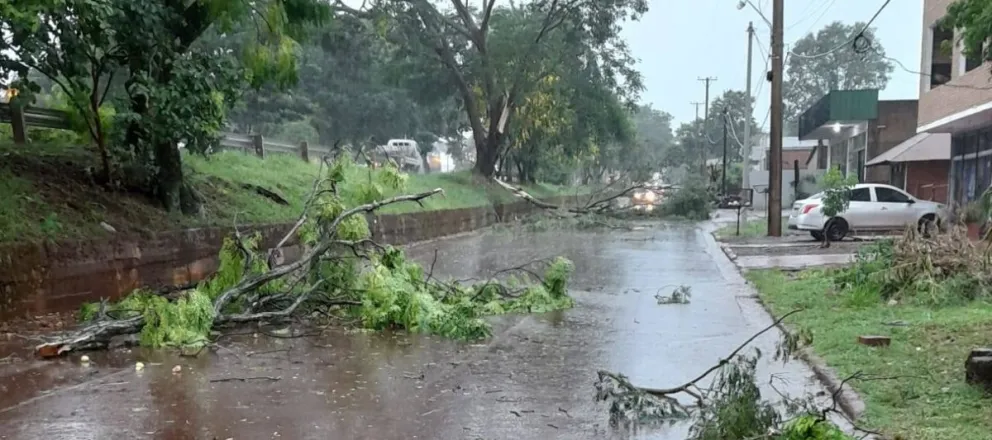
[966,348,992,393]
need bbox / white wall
[747,169,826,210]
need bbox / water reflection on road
[0,222,829,439]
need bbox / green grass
[0,144,589,244]
[747,269,992,440]
[715,216,787,239]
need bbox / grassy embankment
[748,256,992,440]
[0,142,587,244]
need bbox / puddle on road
[0,223,830,440]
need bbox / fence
[0,102,331,162]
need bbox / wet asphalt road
[0,221,833,440]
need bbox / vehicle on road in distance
[788,183,949,241]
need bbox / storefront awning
[865,133,950,166]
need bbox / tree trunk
[155,140,185,212]
[421,154,431,174]
[474,138,500,177]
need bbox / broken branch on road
[33,161,577,357]
[594,309,806,425]
[492,178,644,216]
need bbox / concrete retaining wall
[0,198,566,319]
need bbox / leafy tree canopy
[783,21,893,132]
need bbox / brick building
[918,0,992,205]
[865,133,951,202]
[797,90,921,185]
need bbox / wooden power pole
[767,0,784,237]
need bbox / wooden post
[252,134,264,158]
[10,103,27,144]
[299,140,310,162]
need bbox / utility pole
[697,78,716,172]
[691,102,704,121]
[722,107,729,196]
[698,77,717,122]
[742,22,755,199]
[768,0,784,236]
[691,101,705,172]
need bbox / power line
[793,0,837,36]
[787,0,891,60]
[876,48,992,91]
[785,0,833,32]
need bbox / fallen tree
[493,178,645,215]
[36,158,576,357]
[493,176,713,221]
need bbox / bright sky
[623,0,922,129]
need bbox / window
[962,38,984,73]
[875,187,911,203]
[930,24,953,88]
[849,187,871,202]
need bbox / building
[796,90,926,186]
[762,137,818,171]
[918,0,992,205]
[865,132,951,202]
[747,133,770,171]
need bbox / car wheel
[825,218,848,242]
[918,215,937,237]
[810,231,825,241]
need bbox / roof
[783,137,818,149]
[865,133,951,166]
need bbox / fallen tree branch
[493,178,643,215]
[34,187,445,357]
[218,280,326,324]
[209,376,281,383]
[594,308,804,421]
[36,315,144,357]
[636,308,804,397]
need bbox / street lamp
[737,0,772,29]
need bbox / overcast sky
[623,0,921,129]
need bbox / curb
[749,296,866,421]
[708,225,868,422]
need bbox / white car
[788,183,948,241]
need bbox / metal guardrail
[0,103,73,130]
[1,103,341,160]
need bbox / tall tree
[119,0,330,213]
[783,21,894,131]
[1,0,124,183]
[670,90,759,167]
[340,0,646,177]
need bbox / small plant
[655,284,691,304]
[818,168,857,247]
[39,213,62,239]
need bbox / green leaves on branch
[819,167,857,218]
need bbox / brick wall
[766,148,813,170]
[0,198,570,319]
[906,160,950,203]
[867,100,920,183]
[919,0,992,129]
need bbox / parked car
[788,183,949,241]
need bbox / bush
[658,178,712,220]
